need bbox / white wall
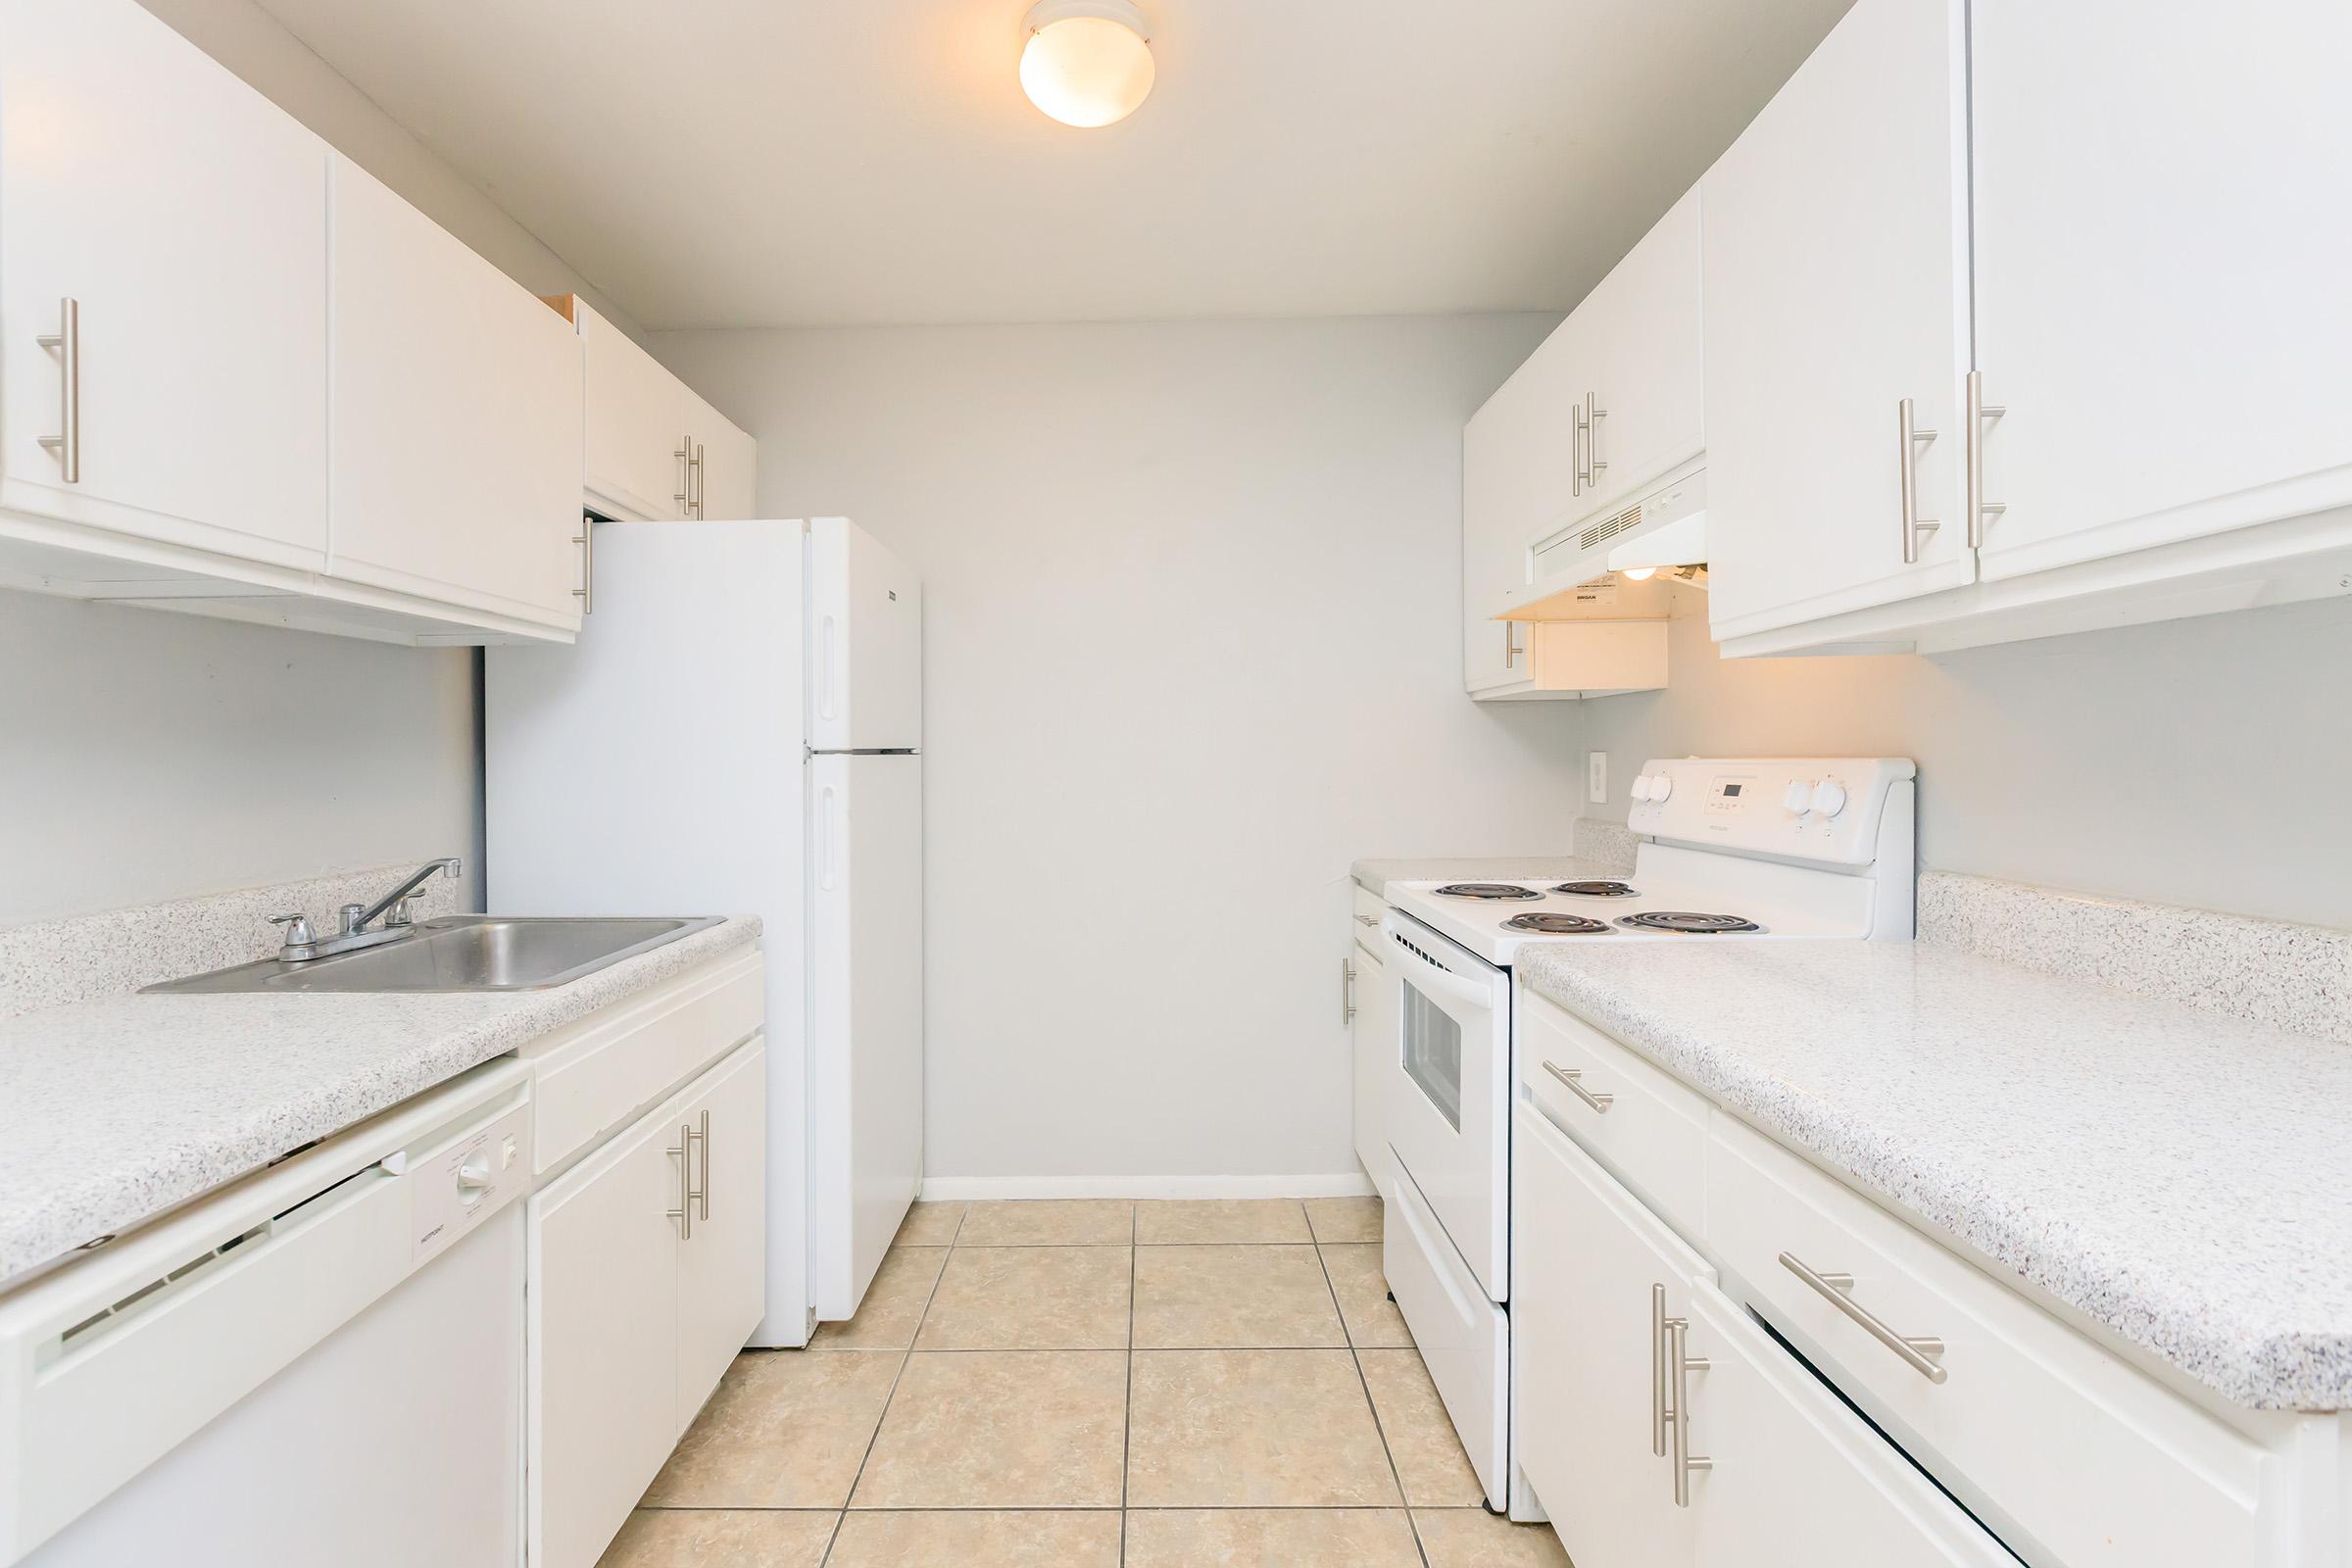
[0,592,479,924]
[655,317,1580,1189]
[1579,590,2352,929]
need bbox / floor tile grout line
[819,1211,962,1562]
[1312,1236,1435,1568]
[1121,1201,1137,1566]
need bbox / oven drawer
[1706,1116,2275,1568]
[1517,988,1708,1231]
[1385,1160,1506,1509]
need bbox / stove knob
[1648,773,1674,803]
[1630,774,1654,803]
[1783,780,1815,814]
[1810,778,1849,818]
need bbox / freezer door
[808,751,924,1320]
[808,516,921,752]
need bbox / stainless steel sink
[143,914,722,995]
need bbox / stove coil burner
[1501,912,1613,935]
[1550,880,1640,898]
[1433,882,1544,902]
[1615,910,1764,935]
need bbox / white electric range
[1374,757,1917,1516]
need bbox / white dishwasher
[0,1059,534,1568]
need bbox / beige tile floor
[601,1196,1570,1567]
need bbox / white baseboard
[918,1171,1377,1201]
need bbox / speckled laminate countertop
[0,916,761,1290]
[1514,939,2352,1410]
[1350,857,1619,900]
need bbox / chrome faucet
[269,858,462,963]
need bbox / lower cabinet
[529,1036,766,1568]
[1347,890,1391,1198]
[1513,1099,2012,1568]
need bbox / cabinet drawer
[1706,1116,2274,1567]
[1351,885,1388,947]
[1516,988,1708,1229]
[528,950,764,1175]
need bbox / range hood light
[1020,0,1155,128]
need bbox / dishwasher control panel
[408,1102,532,1266]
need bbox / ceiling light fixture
[1019,0,1155,128]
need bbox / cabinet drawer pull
[1666,1315,1710,1505]
[666,1123,694,1240]
[1542,1059,1613,1114]
[1897,397,1940,564]
[36,297,80,484]
[1353,912,1378,928]
[1781,1250,1947,1383]
[1966,369,2007,549]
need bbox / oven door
[1380,911,1510,1299]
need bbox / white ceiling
[251,0,1851,329]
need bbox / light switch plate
[1587,752,1608,804]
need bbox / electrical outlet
[1587,752,1608,804]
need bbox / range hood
[1501,462,1707,619]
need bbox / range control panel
[1627,757,1916,866]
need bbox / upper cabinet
[1461,191,1699,700]
[1707,0,2352,657]
[1968,0,2352,585]
[566,297,758,523]
[1701,0,1973,643]
[0,0,329,570]
[328,156,584,635]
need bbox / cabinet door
[683,388,758,520]
[529,1102,681,1568]
[1348,941,1390,1196]
[1685,1288,2015,1568]
[1702,0,1974,643]
[581,303,687,522]
[0,0,327,566]
[675,1040,768,1426]
[1462,319,1584,692]
[1579,190,1704,518]
[1971,0,2352,582]
[327,156,584,628]
[1510,1102,1704,1568]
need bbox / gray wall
[0,592,479,924]
[654,317,1582,1188]
[1578,589,2352,928]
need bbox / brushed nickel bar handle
[1504,621,1524,668]
[1650,1283,1669,1457]
[1898,397,1939,564]
[1542,1059,1613,1114]
[687,440,707,517]
[694,1109,711,1221]
[1587,391,1608,481]
[1573,396,1589,496]
[674,435,692,514]
[36,297,79,483]
[666,1125,694,1240]
[1781,1250,1947,1383]
[1966,370,2007,549]
[1353,912,1378,928]
[571,514,594,613]
[1668,1315,1710,1505]
[1342,958,1357,1025]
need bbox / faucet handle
[384,896,419,928]
[268,912,317,949]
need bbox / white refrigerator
[485,516,922,1347]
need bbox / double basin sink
[145,914,722,995]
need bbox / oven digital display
[1723,784,1742,797]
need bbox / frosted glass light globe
[1019,3,1154,128]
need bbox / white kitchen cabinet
[1562,189,1704,527]
[1969,0,2352,584]
[1512,1101,1704,1568]
[1473,618,1669,703]
[1461,315,1582,692]
[1348,888,1391,1198]
[530,1087,681,1568]
[1682,1287,2015,1568]
[327,156,584,634]
[527,1035,767,1568]
[673,1043,767,1423]
[1701,0,1974,644]
[0,0,329,569]
[565,295,757,522]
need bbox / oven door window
[1399,978,1464,1131]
